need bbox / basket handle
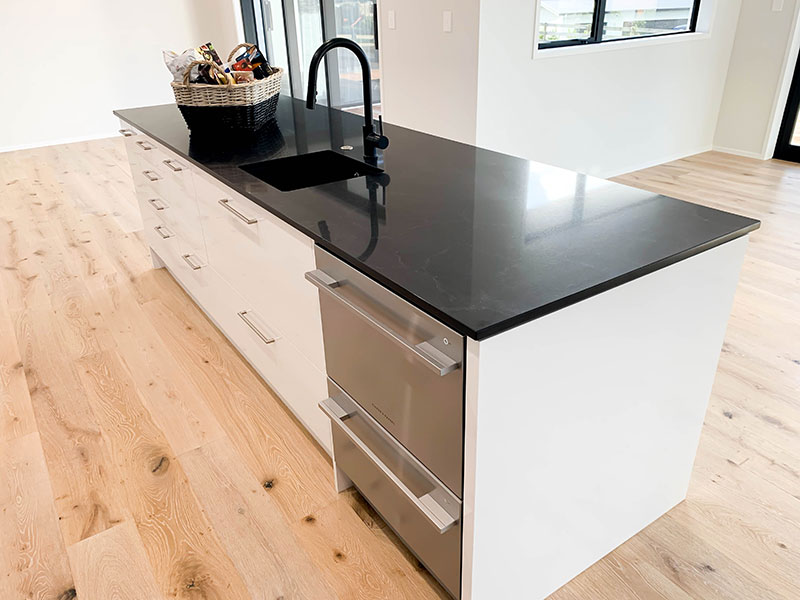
[182,60,231,86]
[228,43,256,63]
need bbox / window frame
[537,0,702,50]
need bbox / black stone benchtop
[115,98,759,340]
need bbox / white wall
[378,0,481,144]
[714,0,800,159]
[475,0,742,178]
[0,1,243,152]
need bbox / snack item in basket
[231,70,255,84]
[163,48,203,82]
[198,42,234,84]
[232,45,274,80]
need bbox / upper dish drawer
[308,246,465,496]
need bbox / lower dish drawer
[321,379,461,598]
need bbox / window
[537,0,701,49]
[240,0,381,109]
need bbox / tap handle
[377,115,389,149]
[365,115,390,153]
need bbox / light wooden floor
[0,142,798,599]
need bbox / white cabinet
[119,122,331,453]
[193,169,327,372]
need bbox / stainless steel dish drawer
[306,246,465,495]
[321,379,462,598]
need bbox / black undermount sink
[240,150,383,192]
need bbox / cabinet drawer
[166,244,216,308]
[147,146,192,184]
[194,171,326,372]
[129,136,163,167]
[226,299,331,453]
[133,169,207,262]
[118,121,141,140]
[119,121,145,160]
[138,200,181,266]
[119,123,148,183]
[171,262,331,452]
[123,131,178,173]
[133,159,194,210]
[121,132,173,176]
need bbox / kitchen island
[115,98,759,600]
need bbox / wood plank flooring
[0,140,798,599]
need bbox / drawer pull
[237,310,276,345]
[154,225,174,239]
[118,129,135,137]
[162,159,183,172]
[305,269,461,376]
[147,198,168,211]
[320,396,459,534]
[142,170,160,182]
[218,198,257,225]
[181,254,203,270]
[136,140,154,151]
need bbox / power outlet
[443,10,453,33]
[388,9,396,29]
[773,0,784,11]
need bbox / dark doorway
[774,51,800,162]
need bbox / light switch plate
[388,9,396,29]
[443,10,453,33]
[773,0,784,11]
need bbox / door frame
[774,48,800,161]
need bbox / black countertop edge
[471,227,757,340]
[114,107,760,341]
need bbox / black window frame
[537,0,702,50]
[239,0,259,45]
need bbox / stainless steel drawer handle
[237,310,277,345]
[136,140,154,151]
[181,254,203,270]
[147,198,167,211]
[320,397,459,534]
[305,269,461,376]
[218,199,257,225]
[154,225,174,239]
[162,159,183,172]
[142,170,160,182]
[118,128,135,137]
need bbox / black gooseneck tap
[306,38,389,162]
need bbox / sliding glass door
[325,0,381,109]
[243,0,380,110]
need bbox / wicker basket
[171,43,282,132]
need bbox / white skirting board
[460,236,749,600]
